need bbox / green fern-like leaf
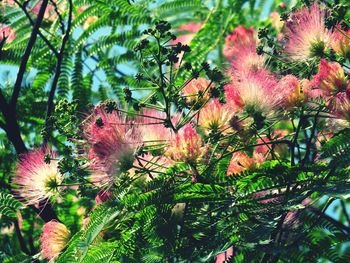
[0,192,22,218]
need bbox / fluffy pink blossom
[223,25,255,60]
[95,190,113,205]
[135,109,173,151]
[332,27,350,59]
[227,151,263,175]
[83,105,140,186]
[198,99,234,135]
[0,24,15,42]
[166,123,203,163]
[181,78,212,106]
[284,3,332,61]
[12,148,63,205]
[132,153,173,180]
[175,23,202,45]
[1,0,15,5]
[254,130,289,159]
[40,220,70,260]
[224,26,266,76]
[31,1,56,20]
[278,75,309,108]
[270,12,284,32]
[225,70,283,115]
[330,89,350,121]
[311,59,349,95]
[216,246,234,262]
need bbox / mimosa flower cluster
[8,2,350,261]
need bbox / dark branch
[14,220,30,255]
[49,0,65,34]
[44,0,73,144]
[308,205,350,233]
[13,0,59,57]
[0,89,8,114]
[10,0,49,108]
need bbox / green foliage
[0,193,22,218]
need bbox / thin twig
[13,0,59,57]
[11,0,49,108]
[44,0,73,144]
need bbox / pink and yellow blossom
[181,78,212,106]
[166,123,203,163]
[198,99,234,134]
[0,24,15,42]
[270,12,284,32]
[216,246,234,262]
[225,71,283,115]
[175,23,202,45]
[40,221,70,261]
[83,105,140,186]
[224,26,266,76]
[12,148,63,205]
[278,75,309,108]
[136,109,173,151]
[227,151,262,175]
[311,59,349,95]
[223,26,255,59]
[284,3,332,61]
[31,1,56,20]
[330,89,350,121]
[332,27,350,59]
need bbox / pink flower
[31,1,56,20]
[198,99,234,135]
[132,153,173,180]
[166,123,203,163]
[311,59,349,95]
[270,12,284,32]
[223,26,255,60]
[227,151,262,175]
[254,130,288,159]
[40,221,70,260]
[12,148,63,205]
[181,78,212,106]
[284,3,332,61]
[330,89,350,121]
[278,75,309,108]
[216,246,234,262]
[95,190,113,205]
[0,24,15,42]
[83,16,98,29]
[225,71,283,115]
[224,26,266,77]
[135,109,173,152]
[174,23,202,45]
[332,27,350,59]
[1,0,15,5]
[83,105,140,186]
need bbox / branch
[301,111,320,166]
[49,0,65,34]
[308,205,350,233]
[14,219,30,255]
[13,0,59,57]
[44,0,73,141]
[0,89,8,114]
[10,0,49,108]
